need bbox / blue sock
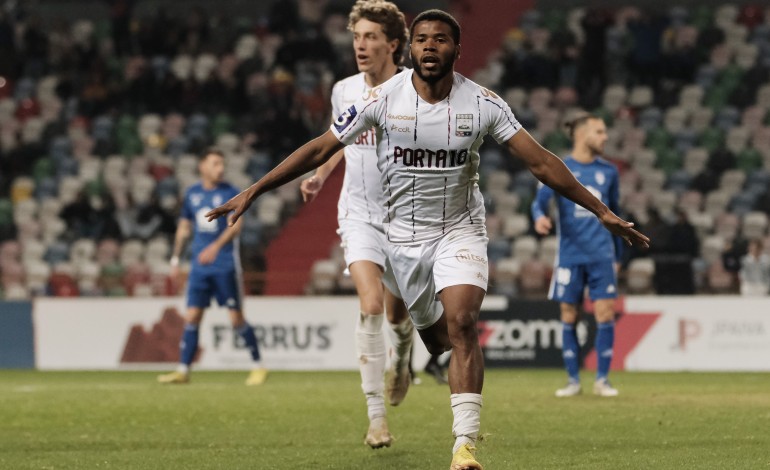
[596,321,615,381]
[179,323,199,366]
[561,322,580,383]
[236,323,261,362]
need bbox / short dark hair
[409,9,461,45]
[564,114,602,139]
[348,0,408,65]
[199,147,224,161]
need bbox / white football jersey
[331,72,386,226]
[330,69,521,244]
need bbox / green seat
[119,136,143,158]
[592,107,613,127]
[692,5,713,30]
[211,113,233,139]
[33,158,54,182]
[737,149,762,172]
[656,148,682,175]
[704,86,730,112]
[542,10,566,32]
[84,180,105,198]
[646,128,671,150]
[542,131,571,153]
[699,128,724,153]
[0,198,14,225]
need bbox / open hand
[300,175,324,203]
[206,189,254,226]
[600,212,650,248]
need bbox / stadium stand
[1,1,770,299]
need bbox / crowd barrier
[1,296,766,371]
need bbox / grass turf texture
[1,370,768,469]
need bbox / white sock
[356,312,386,420]
[176,364,190,374]
[451,393,483,453]
[252,360,263,369]
[386,319,414,371]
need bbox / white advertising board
[34,296,506,370]
[623,296,770,371]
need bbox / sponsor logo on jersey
[333,105,357,133]
[393,146,469,168]
[456,114,473,136]
[362,87,381,101]
[387,113,416,121]
[595,171,606,186]
[390,124,410,133]
[190,193,203,207]
[213,195,223,206]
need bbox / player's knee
[360,296,384,316]
[447,311,479,342]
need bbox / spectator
[739,239,770,296]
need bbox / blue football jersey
[181,182,240,272]
[531,156,623,265]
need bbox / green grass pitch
[1,370,768,469]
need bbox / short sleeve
[330,82,344,123]
[180,190,193,221]
[329,87,384,146]
[481,89,522,144]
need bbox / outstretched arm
[206,131,345,224]
[300,148,345,203]
[506,130,649,248]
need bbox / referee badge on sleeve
[456,114,473,137]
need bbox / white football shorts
[337,219,401,299]
[388,226,489,330]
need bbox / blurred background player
[739,238,770,296]
[532,115,622,398]
[158,149,266,386]
[299,0,415,449]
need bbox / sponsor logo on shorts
[476,272,488,283]
[455,249,488,266]
[333,105,357,133]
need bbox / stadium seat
[707,260,735,293]
[492,257,520,297]
[742,211,768,239]
[538,236,558,266]
[308,259,340,295]
[626,258,655,294]
[512,235,538,262]
[502,214,530,238]
[518,259,550,297]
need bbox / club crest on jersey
[595,171,606,186]
[333,105,357,133]
[213,195,223,206]
[456,114,473,137]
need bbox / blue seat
[730,192,757,216]
[44,241,70,265]
[34,177,59,200]
[638,107,662,132]
[487,238,512,264]
[714,107,740,132]
[667,170,692,193]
